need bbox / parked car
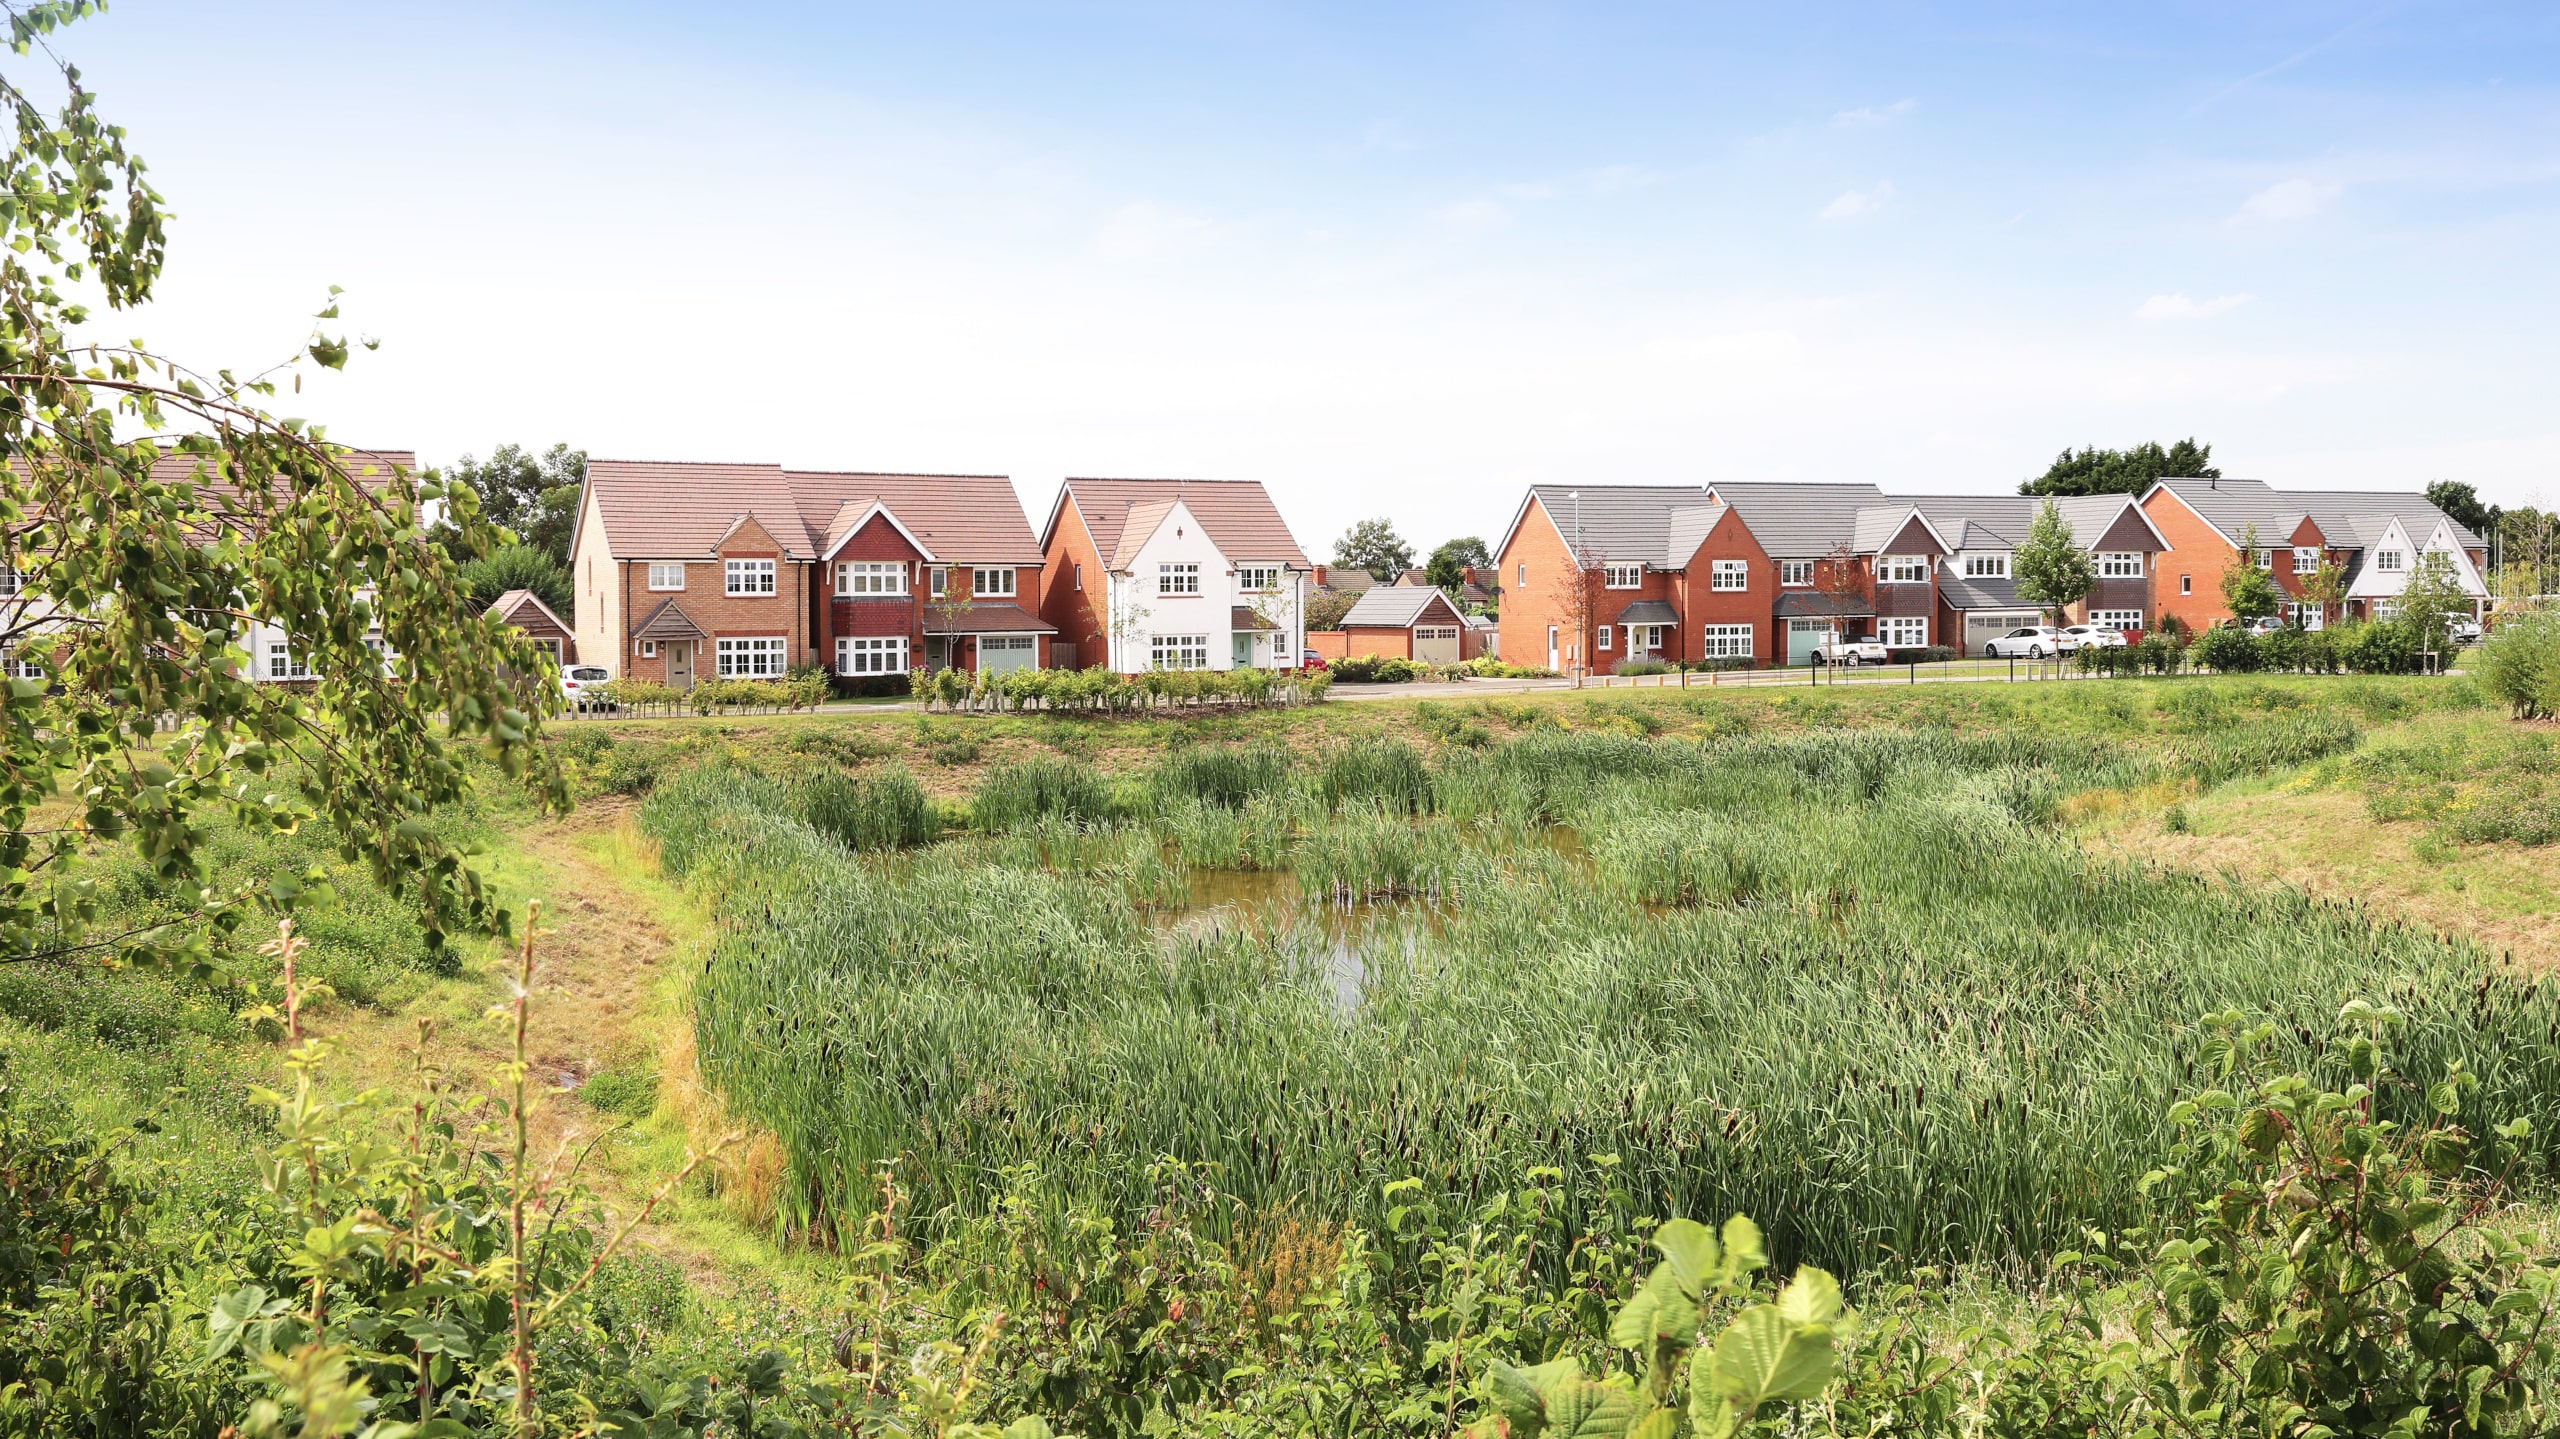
[561,664,612,710]
[2062,625,2127,649]
[2450,618,2483,644]
[1982,625,2070,659]
[1298,650,1329,671]
[2237,616,2285,636]
[1811,636,1892,666]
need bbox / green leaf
[1001,1420,1056,1439]
[1628,1409,1677,1439]
[1652,1217,1720,1295]
[1776,1265,1843,1326]
[1481,1357,1548,1436]
[1719,1214,1767,1285]
[1706,1304,1837,1408]
[1542,1379,1637,1438]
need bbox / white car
[2450,619,2483,644]
[2238,616,2285,636]
[2062,625,2127,649]
[560,664,612,710]
[1982,625,2071,659]
[1811,637,1893,666]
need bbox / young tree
[2019,438,2218,497]
[1424,535,1490,595]
[1331,517,1415,581]
[440,442,584,564]
[1812,540,1864,652]
[2012,500,2096,625]
[2218,522,2282,621]
[2296,554,2348,626]
[0,13,565,974]
[2396,548,2474,658]
[1560,548,1604,684]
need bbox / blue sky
[47,2,2560,551]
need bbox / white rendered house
[1040,478,1314,673]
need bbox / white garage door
[1963,612,2043,655]
[980,635,1038,674]
[1413,624,1461,665]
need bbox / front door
[1547,625,1559,670]
[666,640,693,691]
[1233,632,1255,668]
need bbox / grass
[643,688,2560,1284]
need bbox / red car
[1299,650,1329,672]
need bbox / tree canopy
[458,543,573,619]
[1425,535,1489,594]
[2011,501,2095,622]
[2425,479,2497,537]
[0,9,564,974]
[2396,549,2474,653]
[2218,523,2283,621]
[2020,439,2219,497]
[1331,517,1415,582]
[441,442,583,564]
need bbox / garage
[922,600,1058,676]
[1339,586,1471,664]
[979,634,1038,674]
[1412,624,1461,665]
[1963,611,2043,655]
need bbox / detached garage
[1341,586,1469,665]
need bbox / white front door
[1547,625,1559,669]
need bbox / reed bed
[646,723,2560,1282]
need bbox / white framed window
[0,568,25,597]
[1073,563,1084,591]
[1516,561,1527,587]
[2375,549,2406,573]
[836,635,908,675]
[8,652,42,680]
[1150,633,1209,669]
[2091,609,2143,632]
[267,643,310,680]
[1603,563,1643,589]
[1158,562,1201,596]
[647,563,686,591]
[837,560,907,596]
[1879,555,1927,583]
[2374,600,2403,621]
[2180,574,2193,594]
[1779,559,1813,587]
[1963,553,2010,579]
[1595,625,1614,650]
[1879,616,1928,647]
[639,639,658,658]
[1711,559,1748,591]
[1237,565,1281,592]
[724,559,776,596]
[971,567,1017,598]
[1698,623,1753,658]
[2292,547,2321,574]
[715,636,787,677]
[928,567,948,597]
[2097,552,2143,579]
[2252,549,2274,571]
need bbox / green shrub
[2190,625,2262,672]
[1611,658,1673,676]
[2335,617,2419,674]
[1150,744,1292,807]
[1330,654,1425,683]
[2477,610,2560,718]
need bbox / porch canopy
[1772,592,1874,620]
[1612,599,1679,626]
[633,599,707,640]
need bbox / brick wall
[822,513,926,672]
[1040,493,1109,664]
[1496,498,1589,672]
[1671,509,1776,663]
[1346,627,1412,659]
[2142,490,2237,631]
[1306,630,1349,660]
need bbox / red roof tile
[579,460,1039,565]
[1056,478,1310,571]
[788,471,1042,565]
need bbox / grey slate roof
[1524,485,1713,567]
[1612,599,1680,626]
[1663,504,1728,565]
[1893,493,2159,554]
[1852,505,1945,555]
[2150,479,2482,551]
[1342,586,1461,628]
[1703,481,1888,558]
[1938,573,2026,610]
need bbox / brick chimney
[1314,564,1331,588]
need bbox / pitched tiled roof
[632,598,706,640]
[583,459,814,560]
[1343,586,1461,628]
[489,588,571,636]
[1612,599,1679,626]
[920,602,1055,635]
[1057,478,1311,570]
[1232,605,1278,632]
[1892,494,2164,554]
[1937,574,2025,610]
[791,471,1041,565]
[1522,485,1712,568]
[1700,481,1889,558]
[1663,503,1729,565]
[2149,479,2482,552]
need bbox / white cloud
[1434,198,1508,228]
[1819,181,1894,220]
[1092,202,1212,263]
[2236,178,2341,222]
[1832,99,1917,126]
[2135,292,2252,321]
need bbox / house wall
[1496,499,1593,674]
[1670,509,1776,663]
[1306,630,1350,661]
[572,484,619,676]
[2142,490,2239,631]
[1039,493,1110,666]
[1870,516,1943,641]
[826,513,926,672]
[1345,627,1414,660]
[2274,517,2328,598]
[1109,500,1240,672]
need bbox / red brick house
[2140,478,2487,631]
[569,461,1051,689]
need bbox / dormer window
[1962,552,2010,579]
[1603,563,1643,589]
